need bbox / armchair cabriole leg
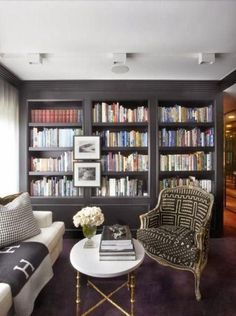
[194,271,201,301]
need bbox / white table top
[70,234,145,278]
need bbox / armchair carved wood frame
[137,186,214,301]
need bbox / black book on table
[100,225,132,245]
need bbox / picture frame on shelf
[73,162,101,187]
[73,136,100,160]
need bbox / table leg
[127,273,131,290]
[130,272,135,316]
[76,271,81,316]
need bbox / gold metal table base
[76,271,135,316]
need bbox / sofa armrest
[33,211,53,228]
[0,283,12,316]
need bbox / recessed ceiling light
[226,130,230,133]
[111,64,129,74]
[228,115,235,119]
[111,53,129,74]
[226,124,232,128]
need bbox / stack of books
[99,225,136,261]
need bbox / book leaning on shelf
[99,225,136,261]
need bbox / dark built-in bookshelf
[92,100,149,197]
[158,101,215,194]
[28,100,84,197]
[19,81,223,237]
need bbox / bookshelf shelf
[159,170,214,178]
[159,146,214,153]
[101,147,148,152]
[158,122,214,128]
[102,171,148,176]
[90,195,150,200]
[29,123,82,127]
[29,147,73,152]
[30,196,83,200]
[92,122,148,127]
[29,171,73,176]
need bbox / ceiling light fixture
[111,53,129,74]
[228,115,235,119]
[226,124,232,128]
[198,53,215,65]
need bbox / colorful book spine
[93,102,148,123]
[160,104,213,123]
[31,108,83,123]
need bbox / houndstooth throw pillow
[0,192,41,248]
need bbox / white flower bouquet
[73,206,104,228]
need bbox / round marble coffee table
[70,234,145,316]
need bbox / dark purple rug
[33,237,236,316]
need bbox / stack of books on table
[99,225,136,261]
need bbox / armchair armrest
[195,219,211,249]
[195,227,206,251]
[33,211,53,228]
[139,207,160,229]
[194,220,211,268]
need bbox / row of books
[93,102,148,123]
[31,108,83,123]
[160,152,213,171]
[31,151,73,172]
[94,176,146,197]
[99,225,136,261]
[101,152,148,172]
[95,130,148,147]
[31,128,83,147]
[159,128,214,147]
[30,176,83,197]
[159,178,213,193]
[159,104,213,123]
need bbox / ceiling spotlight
[27,53,43,65]
[228,115,235,119]
[111,53,129,74]
[198,53,215,65]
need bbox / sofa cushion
[0,192,22,206]
[137,225,199,268]
[25,221,65,255]
[0,192,41,248]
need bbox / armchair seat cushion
[137,225,199,268]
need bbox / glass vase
[82,224,97,248]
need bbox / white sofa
[0,211,65,316]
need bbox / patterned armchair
[137,186,214,301]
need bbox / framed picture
[74,136,100,160]
[73,162,101,187]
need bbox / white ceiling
[0,0,236,81]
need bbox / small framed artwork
[74,136,100,160]
[73,162,101,187]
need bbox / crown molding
[219,68,236,91]
[0,62,21,87]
